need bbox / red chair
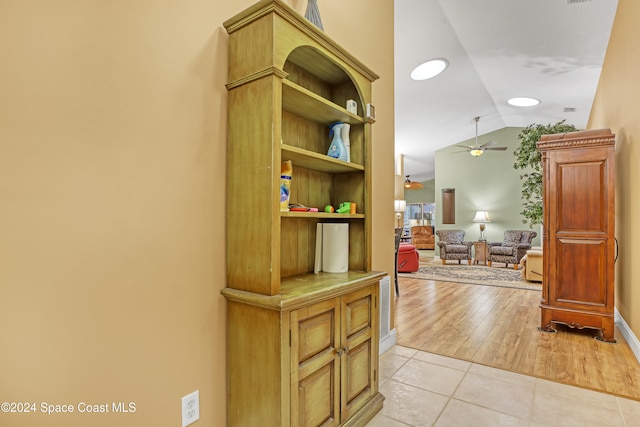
[398,243,419,273]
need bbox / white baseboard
[615,308,640,363]
[379,329,397,355]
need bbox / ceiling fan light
[507,97,540,107]
[469,148,484,157]
[410,58,448,81]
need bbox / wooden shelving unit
[221,1,384,425]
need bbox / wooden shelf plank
[282,79,363,125]
[281,211,365,219]
[281,143,364,173]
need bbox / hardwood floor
[395,277,640,400]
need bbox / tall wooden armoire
[537,129,616,342]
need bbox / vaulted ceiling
[395,0,618,182]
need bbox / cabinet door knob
[336,348,344,357]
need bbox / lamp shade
[473,210,491,223]
[394,200,406,212]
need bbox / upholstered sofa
[435,230,473,265]
[487,230,537,269]
[411,225,435,250]
[520,247,543,282]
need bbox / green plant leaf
[514,120,578,227]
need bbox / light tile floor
[368,345,640,427]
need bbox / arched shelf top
[284,45,365,118]
[286,45,355,86]
[224,0,378,91]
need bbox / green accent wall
[405,179,435,203]
[434,126,541,247]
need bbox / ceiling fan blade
[404,175,424,190]
[484,147,508,151]
[479,140,497,148]
[406,182,424,189]
[454,145,472,150]
[449,150,469,154]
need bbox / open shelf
[281,211,365,219]
[282,80,363,125]
[281,143,364,173]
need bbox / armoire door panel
[553,239,607,306]
[557,161,607,232]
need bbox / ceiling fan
[404,175,424,190]
[455,116,508,157]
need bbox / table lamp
[472,210,491,241]
[394,200,406,228]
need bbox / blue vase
[304,0,324,30]
[327,122,348,161]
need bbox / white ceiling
[394,0,618,182]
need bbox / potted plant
[513,120,578,228]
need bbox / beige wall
[317,2,396,280]
[0,1,394,426]
[588,0,640,337]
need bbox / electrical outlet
[181,390,200,427]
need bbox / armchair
[520,247,543,282]
[487,230,537,269]
[398,244,420,273]
[435,230,473,265]
[411,225,435,250]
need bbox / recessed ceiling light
[507,97,541,107]
[410,59,448,81]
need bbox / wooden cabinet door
[340,286,376,422]
[290,298,341,427]
[546,147,614,313]
[539,129,616,342]
[290,285,377,427]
